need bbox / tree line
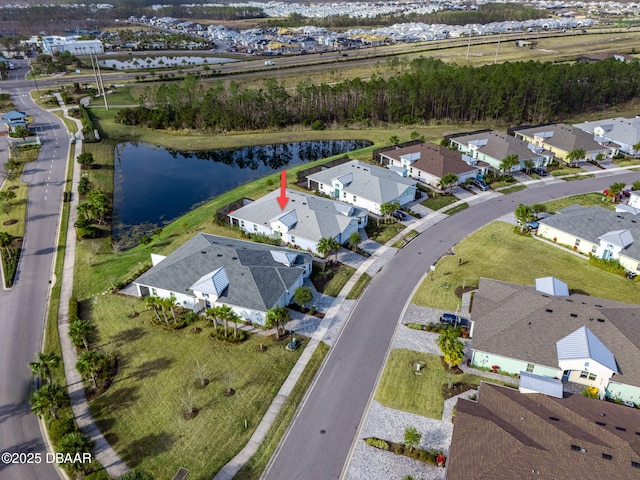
[116,57,640,132]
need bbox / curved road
[264,172,640,480]
[0,66,69,480]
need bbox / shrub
[311,119,325,130]
[588,256,626,276]
[184,311,199,325]
[394,443,404,455]
[407,323,424,330]
[68,296,79,323]
[209,327,247,343]
[364,437,389,450]
[48,417,78,446]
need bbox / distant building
[573,116,640,157]
[39,36,104,55]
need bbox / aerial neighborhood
[1,2,640,480]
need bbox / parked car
[471,178,490,191]
[439,313,470,328]
[264,60,275,66]
[531,167,547,177]
[392,210,407,221]
[517,220,540,230]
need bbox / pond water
[112,140,371,243]
[99,55,235,70]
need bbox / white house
[379,142,482,188]
[40,36,104,55]
[133,234,312,325]
[630,191,640,209]
[573,116,640,156]
[536,204,640,273]
[305,160,416,215]
[229,189,368,254]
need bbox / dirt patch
[223,388,236,397]
[442,382,477,401]
[3,219,18,226]
[454,285,476,299]
[183,408,199,420]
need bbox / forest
[116,57,640,132]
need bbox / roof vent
[549,416,560,422]
[615,426,626,431]
[595,304,603,307]
[546,308,553,313]
[570,313,578,318]
[201,251,207,254]
[602,453,612,460]
[232,256,238,260]
[291,199,296,202]
[596,421,606,426]
[597,318,605,323]
[571,445,581,452]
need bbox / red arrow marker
[277,170,289,210]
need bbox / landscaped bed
[310,262,355,297]
[87,294,306,479]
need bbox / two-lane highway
[264,172,640,479]
[0,68,69,480]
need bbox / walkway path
[52,93,129,479]
[214,162,639,480]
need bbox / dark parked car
[471,178,490,191]
[439,313,470,328]
[531,167,548,177]
[392,210,407,221]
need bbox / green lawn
[550,166,585,177]
[563,174,595,181]
[540,192,615,213]
[310,263,356,297]
[420,192,458,210]
[412,221,640,311]
[499,184,527,194]
[375,349,515,419]
[88,294,305,479]
[443,202,468,215]
[346,273,372,300]
[1,146,39,238]
[365,219,405,244]
[235,342,329,480]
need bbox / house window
[151,288,157,296]
[417,171,421,176]
[203,293,209,298]
[253,224,258,231]
[343,192,347,198]
[580,371,597,381]
[574,239,581,247]
[526,363,535,373]
[353,195,357,202]
[240,220,245,228]
[290,235,296,243]
[591,245,597,254]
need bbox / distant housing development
[470,278,640,405]
[228,189,368,254]
[23,35,104,55]
[305,160,417,215]
[133,234,312,325]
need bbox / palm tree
[205,306,220,328]
[499,154,519,176]
[523,159,534,174]
[608,182,626,203]
[565,149,585,168]
[265,305,290,339]
[29,352,60,385]
[0,231,15,260]
[68,320,95,350]
[348,231,361,251]
[379,201,399,224]
[30,382,69,420]
[57,432,94,474]
[76,350,106,390]
[633,142,640,157]
[166,294,178,324]
[317,237,340,261]
[218,304,235,337]
[145,296,162,323]
[515,203,534,233]
[439,173,459,194]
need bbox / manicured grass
[411,221,640,311]
[550,166,585,177]
[443,202,468,215]
[88,294,305,480]
[499,184,527,194]
[375,349,515,419]
[391,229,419,249]
[365,220,405,244]
[1,146,39,238]
[420,192,458,210]
[612,158,640,167]
[310,263,356,297]
[563,174,595,181]
[346,273,372,300]
[234,341,329,480]
[541,192,615,213]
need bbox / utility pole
[91,47,108,110]
[466,31,472,62]
[88,48,101,96]
[494,31,502,64]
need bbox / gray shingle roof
[447,383,640,480]
[450,130,549,162]
[513,123,605,153]
[306,160,415,205]
[134,234,312,312]
[230,189,366,243]
[538,205,640,262]
[471,278,640,387]
[573,116,640,146]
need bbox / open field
[411,221,640,311]
[88,294,307,479]
[375,349,516,419]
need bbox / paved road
[0,68,69,480]
[264,172,640,480]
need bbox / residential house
[228,189,368,254]
[536,204,640,273]
[378,142,482,188]
[133,234,312,325]
[573,116,640,156]
[512,123,611,165]
[305,160,416,215]
[0,110,27,133]
[448,130,552,173]
[447,382,640,480]
[630,191,640,209]
[470,277,640,404]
